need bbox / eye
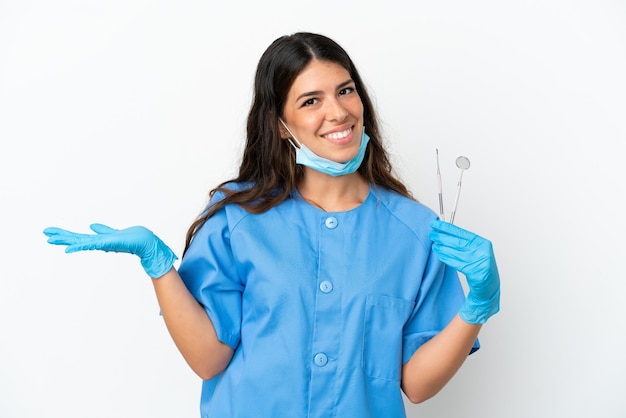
[301,98,318,107]
[339,86,356,96]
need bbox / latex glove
[429,220,500,324]
[43,223,178,279]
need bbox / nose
[325,97,349,122]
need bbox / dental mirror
[456,156,471,170]
[449,156,471,224]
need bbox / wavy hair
[184,32,412,254]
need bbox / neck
[297,168,369,212]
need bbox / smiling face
[280,59,365,164]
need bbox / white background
[1,1,625,417]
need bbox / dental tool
[436,149,445,222]
[448,156,471,224]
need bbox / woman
[44,32,500,417]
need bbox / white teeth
[324,128,352,140]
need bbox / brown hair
[184,32,412,254]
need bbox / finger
[65,245,84,254]
[43,227,64,237]
[90,223,116,234]
[433,243,493,280]
[429,230,469,249]
[65,243,96,253]
[431,244,469,266]
[430,220,477,241]
[43,227,78,238]
[45,230,84,246]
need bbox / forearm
[152,268,233,380]
[401,314,481,404]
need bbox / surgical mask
[280,119,370,177]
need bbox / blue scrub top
[178,183,478,418]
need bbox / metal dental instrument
[449,156,471,224]
[436,149,445,222]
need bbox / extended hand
[429,220,500,324]
[44,223,177,279]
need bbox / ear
[278,120,291,139]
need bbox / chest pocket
[362,294,415,381]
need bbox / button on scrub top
[178,183,479,418]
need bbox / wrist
[141,239,178,279]
[459,288,500,324]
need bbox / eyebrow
[295,79,355,103]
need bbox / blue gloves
[429,220,500,324]
[43,223,178,279]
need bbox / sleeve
[178,204,243,350]
[401,248,480,364]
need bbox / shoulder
[374,187,438,220]
[210,181,253,200]
[204,181,255,226]
[373,187,438,245]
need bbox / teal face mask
[280,120,370,177]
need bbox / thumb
[90,223,117,235]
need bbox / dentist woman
[44,32,500,418]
